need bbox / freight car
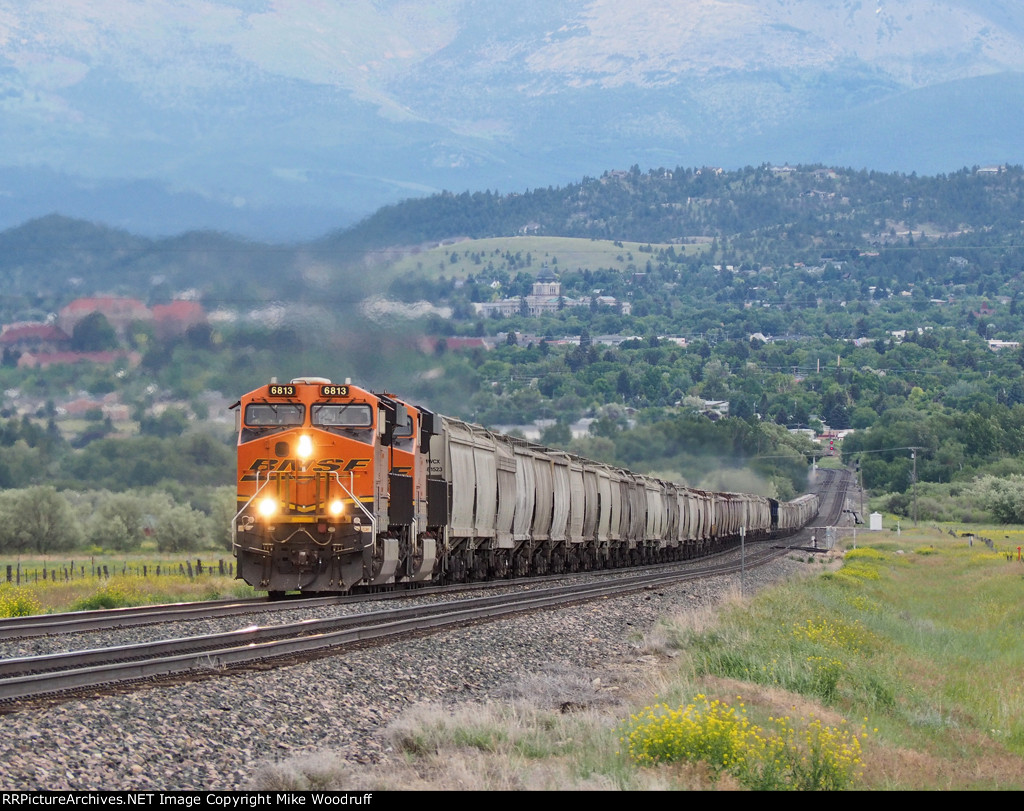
[232,378,819,595]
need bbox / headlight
[328,499,345,517]
[257,497,278,518]
[297,434,314,460]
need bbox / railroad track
[0,595,343,641]
[809,467,853,529]
[0,553,761,643]
[1,474,847,642]
[0,540,798,705]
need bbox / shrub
[69,578,145,610]
[619,695,868,790]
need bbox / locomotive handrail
[233,472,273,521]
[332,470,377,542]
[231,472,273,547]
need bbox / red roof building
[0,323,71,354]
[152,300,207,339]
[57,297,151,337]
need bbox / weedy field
[0,553,256,615]
[254,527,1024,791]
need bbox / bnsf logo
[241,458,370,480]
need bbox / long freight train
[232,377,819,595]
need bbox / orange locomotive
[232,377,439,595]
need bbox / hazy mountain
[1,0,1022,240]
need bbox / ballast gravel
[0,553,816,791]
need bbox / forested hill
[321,164,1024,256]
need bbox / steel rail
[0,542,795,703]
[0,595,346,640]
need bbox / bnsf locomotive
[232,377,819,595]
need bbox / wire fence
[4,559,235,585]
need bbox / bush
[619,695,868,790]
[153,504,210,552]
[69,578,145,611]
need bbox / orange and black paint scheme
[232,377,439,596]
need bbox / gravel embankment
[0,552,816,790]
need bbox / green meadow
[367,235,709,283]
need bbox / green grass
[647,533,1024,788]
[255,528,1024,790]
[372,235,708,285]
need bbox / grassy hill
[371,235,709,284]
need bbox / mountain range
[2,0,1023,240]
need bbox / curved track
[0,468,852,705]
[0,540,798,705]
[2,472,849,642]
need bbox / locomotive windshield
[392,412,415,451]
[312,403,374,442]
[241,403,305,442]
[245,403,305,426]
[312,403,372,427]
